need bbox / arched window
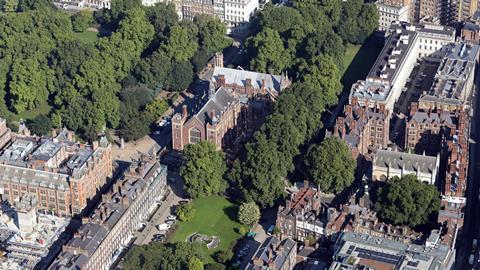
[189,128,201,144]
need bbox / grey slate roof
[411,111,455,126]
[68,223,108,256]
[463,21,480,32]
[246,236,296,270]
[374,149,438,174]
[212,67,285,93]
[194,87,235,125]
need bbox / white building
[223,0,259,30]
[376,1,410,31]
[349,22,455,111]
[372,149,440,184]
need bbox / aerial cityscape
[0,0,478,269]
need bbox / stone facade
[50,156,167,270]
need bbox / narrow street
[454,77,480,269]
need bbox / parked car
[267,225,275,235]
[157,223,171,231]
[153,234,166,242]
[166,220,175,226]
[167,215,177,221]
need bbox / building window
[189,128,201,144]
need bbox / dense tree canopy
[0,1,227,141]
[124,242,205,270]
[304,137,356,194]
[376,175,441,227]
[180,141,227,199]
[234,0,377,207]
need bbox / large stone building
[376,0,410,31]
[0,125,112,217]
[349,22,455,111]
[419,42,479,111]
[244,236,297,270]
[172,66,291,152]
[49,155,167,270]
[371,149,440,184]
[329,98,390,158]
[276,181,323,242]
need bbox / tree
[28,114,53,136]
[191,48,211,73]
[194,15,230,54]
[124,242,205,270]
[2,0,18,12]
[238,202,261,225]
[376,175,441,227]
[145,99,168,120]
[8,58,50,113]
[298,55,342,107]
[119,112,152,141]
[214,250,233,264]
[180,141,227,199]
[248,28,291,74]
[18,0,51,11]
[169,60,194,91]
[256,6,303,34]
[241,132,286,207]
[304,137,356,194]
[176,202,196,222]
[161,25,198,61]
[71,11,93,32]
[188,256,204,270]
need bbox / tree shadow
[223,204,238,221]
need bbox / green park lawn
[171,196,243,262]
[10,101,51,122]
[73,30,99,43]
[341,40,383,92]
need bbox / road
[454,77,480,269]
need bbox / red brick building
[172,67,291,152]
[329,97,390,158]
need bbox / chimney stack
[410,102,418,116]
[379,104,385,113]
[182,105,188,118]
[217,75,226,87]
[261,79,267,95]
[345,105,353,116]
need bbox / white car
[167,215,177,220]
[156,223,171,231]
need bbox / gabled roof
[212,67,286,93]
[193,87,235,125]
[373,149,438,174]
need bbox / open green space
[341,39,383,92]
[73,30,99,43]
[171,196,243,262]
[10,101,51,122]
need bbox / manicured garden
[170,196,244,262]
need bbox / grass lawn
[73,30,99,43]
[170,196,243,262]
[10,101,51,122]
[341,38,384,92]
